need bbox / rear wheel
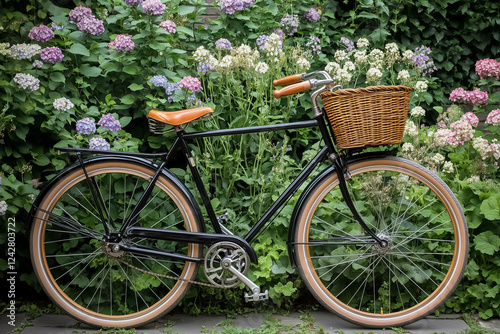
[30,160,202,328]
[294,157,468,327]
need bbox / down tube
[244,146,329,244]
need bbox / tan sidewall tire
[294,157,468,328]
[30,161,202,328]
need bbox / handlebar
[272,73,305,86]
[273,81,311,98]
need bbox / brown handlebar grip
[273,81,311,98]
[272,73,305,86]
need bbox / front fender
[287,151,388,266]
[26,155,205,233]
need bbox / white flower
[193,46,211,63]
[254,62,269,74]
[410,106,426,117]
[385,42,399,54]
[402,50,414,62]
[442,161,454,174]
[53,97,74,111]
[264,33,282,58]
[325,62,340,77]
[353,50,367,64]
[404,119,419,137]
[297,57,311,72]
[215,55,234,73]
[356,38,370,48]
[334,50,348,62]
[402,143,414,152]
[333,68,352,86]
[415,81,428,93]
[14,73,40,91]
[366,67,383,84]
[431,153,445,165]
[467,175,480,183]
[343,61,355,71]
[397,70,410,81]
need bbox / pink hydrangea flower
[28,25,54,43]
[450,120,474,143]
[449,87,468,103]
[41,47,63,63]
[486,109,500,126]
[159,20,176,33]
[108,34,135,52]
[434,128,453,147]
[304,8,320,22]
[475,58,500,80]
[460,112,479,127]
[141,0,166,15]
[69,6,93,23]
[179,76,202,92]
[466,88,488,105]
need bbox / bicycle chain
[116,256,219,288]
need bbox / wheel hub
[102,242,125,258]
[373,233,392,255]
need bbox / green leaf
[480,194,500,221]
[123,65,141,75]
[178,5,195,16]
[34,154,51,166]
[119,116,132,127]
[50,72,65,83]
[79,65,101,77]
[474,231,500,255]
[176,26,193,37]
[120,94,135,104]
[128,83,143,91]
[69,43,90,56]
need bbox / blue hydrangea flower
[89,137,110,151]
[76,118,96,135]
[165,82,179,96]
[197,62,212,73]
[150,75,168,88]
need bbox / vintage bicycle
[28,71,468,328]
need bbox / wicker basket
[320,85,412,149]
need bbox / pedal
[245,290,269,302]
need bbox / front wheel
[294,157,468,328]
[30,160,202,328]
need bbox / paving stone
[405,318,470,334]
[1,312,30,334]
[161,313,226,334]
[232,312,266,329]
[479,318,500,331]
[273,313,303,326]
[32,314,77,328]
[19,326,75,334]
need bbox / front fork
[331,153,388,248]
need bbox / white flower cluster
[384,43,400,66]
[442,161,454,174]
[53,97,74,111]
[297,57,311,72]
[216,55,234,74]
[263,33,282,61]
[397,69,411,84]
[335,50,348,62]
[467,175,480,183]
[402,50,414,63]
[357,38,370,48]
[353,50,368,64]
[404,119,419,137]
[414,80,428,93]
[193,46,211,63]
[431,153,445,165]
[410,106,426,117]
[0,42,12,57]
[14,73,40,91]
[368,49,384,69]
[255,62,269,74]
[10,43,41,60]
[366,67,382,84]
[402,142,414,152]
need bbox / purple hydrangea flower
[141,0,166,15]
[150,75,168,87]
[40,47,64,63]
[76,118,96,135]
[125,0,142,4]
[28,25,54,43]
[108,34,135,52]
[280,14,299,36]
[197,62,212,73]
[179,76,202,93]
[220,0,255,14]
[215,38,232,50]
[32,60,43,68]
[89,137,110,151]
[69,6,93,23]
[273,29,286,40]
[159,20,176,33]
[77,15,105,35]
[256,35,269,49]
[98,114,122,132]
[304,8,320,22]
[341,37,354,52]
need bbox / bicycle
[28,71,468,329]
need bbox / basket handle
[273,81,311,98]
[272,73,305,86]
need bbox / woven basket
[321,85,412,149]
